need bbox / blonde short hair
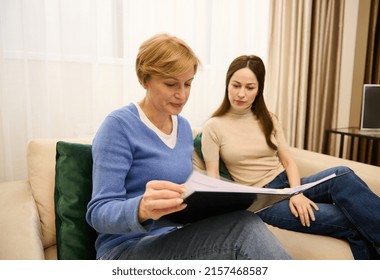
[135,33,200,86]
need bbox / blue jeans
[99,211,291,260]
[257,166,380,259]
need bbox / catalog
[159,170,336,225]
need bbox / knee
[226,211,272,238]
[217,211,290,260]
[227,211,265,227]
[332,166,361,181]
[334,166,353,175]
[216,211,268,236]
[224,211,291,260]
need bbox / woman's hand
[289,193,319,227]
[138,180,187,222]
[278,150,318,227]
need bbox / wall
[337,0,371,128]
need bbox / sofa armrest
[0,180,45,259]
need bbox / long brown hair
[211,55,277,150]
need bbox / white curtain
[0,0,270,182]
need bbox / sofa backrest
[27,138,92,250]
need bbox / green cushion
[193,133,233,180]
[54,141,97,260]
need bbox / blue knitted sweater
[86,103,194,258]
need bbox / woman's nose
[237,88,245,98]
[175,85,187,99]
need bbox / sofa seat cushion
[55,141,97,260]
[267,224,354,259]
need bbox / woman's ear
[142,79,149,90]
[142,75,150,89]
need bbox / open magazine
[158,170,336,225]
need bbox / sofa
[1,136,379,260]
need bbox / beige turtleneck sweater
[201,107,289,188]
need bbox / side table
[323,127,380,166]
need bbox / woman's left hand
[289,193,319,227]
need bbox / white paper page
[184,171,336,198]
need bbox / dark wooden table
[323,127,380,166]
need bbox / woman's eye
[165,83,176,87]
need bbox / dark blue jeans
[257,166,380,259]
[99,211,291,260]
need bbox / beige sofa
[1,138,379,260]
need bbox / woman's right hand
[138,180,187,222]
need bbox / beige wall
[338,0,371,128]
